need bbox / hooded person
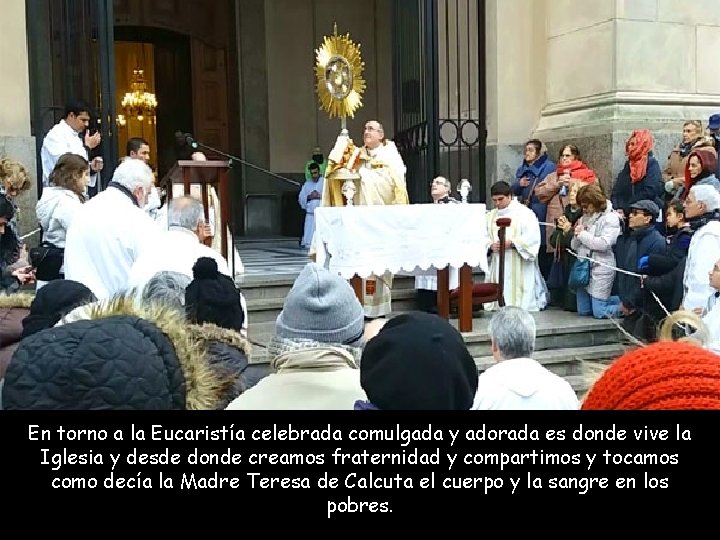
[184,257,252,405]
[225,262,367,410]
[676,146,720,200]
[2,294,234,410]
[356,311,478,410]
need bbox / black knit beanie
[21,280,96,338]
[185,257,244,332]
[359,311,478,410]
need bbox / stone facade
[485,0,720,200]
[4,0,720,234]
[0,0,36,240]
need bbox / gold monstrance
[315,23,366,206]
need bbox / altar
[313,203,491,331]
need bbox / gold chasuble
[318,136,409,317]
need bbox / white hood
[36,187,78,231]
[472,357,579,410]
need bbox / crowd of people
[0,97,719,410]
[491,120,720,351]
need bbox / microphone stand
[190,139,303,187]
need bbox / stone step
[240,274,429,301]
[246,288,420,323]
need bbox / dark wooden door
[26,0,118,190]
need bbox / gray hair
[111,158,154,192]
[433,176,451,188]
[141,271,192,312]
[488,306,536,360]
[690,184,720,212]
[168,196,204,231]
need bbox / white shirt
[64,186,162,300]
[472,357,579,410]
[126,227,231,292]
[703,293,720,354]
[40,120,97,187]
[683,221,720,312]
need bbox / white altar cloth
[314,203,490,280]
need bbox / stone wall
[0,0,37,240]
[486,0,720,201]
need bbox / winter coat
[611,153,664,216]
[512,154,556,246]
[614,225,666,309]
[2,296,234,410]
[0,293,33,379]
[570,205,622,300]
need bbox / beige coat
[534,172,567,253]
[225,347,366,410]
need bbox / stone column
[486,0,720,196]
[0,0,37,237]
[484,0,547,199]
[536,0,720,193]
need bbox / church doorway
[113,27,194,181]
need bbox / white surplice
[683,220,720,312]
[299,176,324,248]
[484,199,548,312]
[63,185,163,300]
[471,357,579,410]
[702,292,720,354]
[40,119,97,188]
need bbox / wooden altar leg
[351,275,363,304]
[436,266,450,320]
[458,264,473,332]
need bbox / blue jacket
[512,154,556,245]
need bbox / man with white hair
[472,306,579,410]
[681,184,720,312]
[64,158,161,299]
[127,196,230,291]
[126,196,249,333]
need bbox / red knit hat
[581,341,720,410]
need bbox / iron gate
[393,0,485,203]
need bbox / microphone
[183,133,199,149]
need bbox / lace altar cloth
[314,203,490,279]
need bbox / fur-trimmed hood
[80,295,242,410]
[0,292,34,310]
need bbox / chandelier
[119,68,157,124]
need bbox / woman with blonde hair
[0,158,31,200]
[32,153,89,287]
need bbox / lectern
[160,160,232,260]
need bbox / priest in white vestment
[318,120,410,318]
[63,159,162,300]
[484,181,548,312]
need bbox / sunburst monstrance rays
[315,28,366,119]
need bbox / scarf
[268,335,362,372]
[683,147,718,199]
[689,211,720,232]
[626,129,654,183]
[556,160,596,182]
[107,181,140,208]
